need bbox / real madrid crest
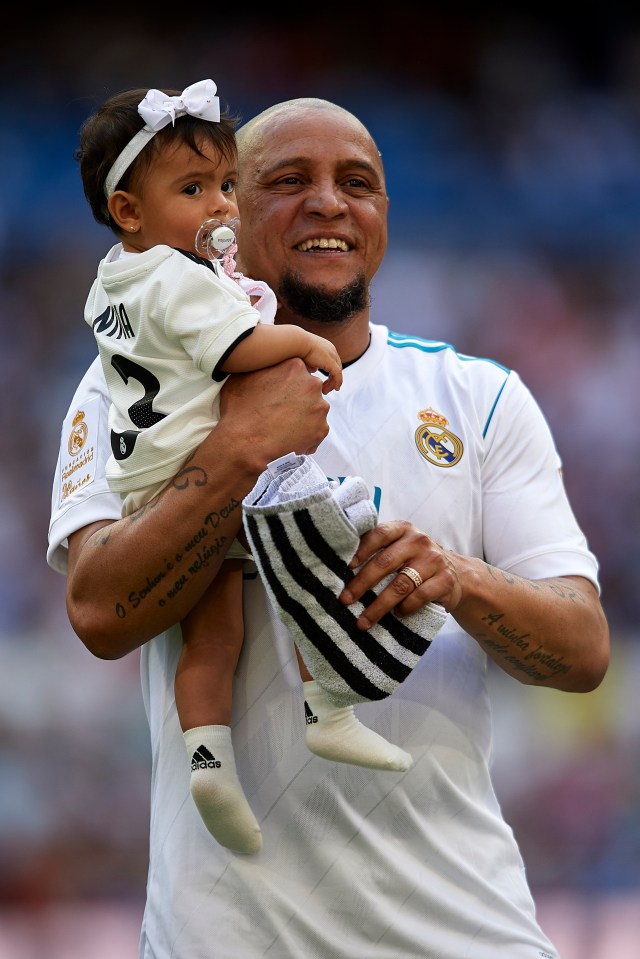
[68,409,89,456]
[415,407,463,467]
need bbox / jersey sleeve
[481,371,600,589]
[47,356,123,576]
[163,256,261,376]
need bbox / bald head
[237,97,381,160]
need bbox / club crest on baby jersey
[414,407,463,467]
[58,398,100,508]
[67,409,89,456]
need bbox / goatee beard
[278,271,369,324]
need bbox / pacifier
[195,217,240,260]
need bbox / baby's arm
[222,324,342,394]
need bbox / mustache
[278,271,369,324]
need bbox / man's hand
[339,520,461,629]
[220,357,331,463]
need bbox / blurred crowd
[1,8,639,945]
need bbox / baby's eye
[222,179,236,195]
[183,183,202,196]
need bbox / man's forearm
[67,421,262,658]
[451,558,610,692]
[339,522,610,694]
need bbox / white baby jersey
[48,322,598,959]
[85,243,262,506]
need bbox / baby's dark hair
[76,87,239,232]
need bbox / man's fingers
[341,522,460,626]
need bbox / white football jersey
[48,323,598,959]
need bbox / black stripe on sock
[268,511,416,684]
[245,513,388,699]
[245,504,434,697]
[293,508,432,660]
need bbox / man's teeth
[297,238,349,251]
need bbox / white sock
[184,725,262,854]
[303,680,413,772]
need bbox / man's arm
[339,523,610,693]
[67,359,330,659]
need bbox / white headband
[104,79,221,199]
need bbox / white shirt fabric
[48,322,599,959]
[85,242,268,510]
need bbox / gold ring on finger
[399,566,423,589]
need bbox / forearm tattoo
[473,567,585,682]
[100,457,243,620]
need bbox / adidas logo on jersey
[304,700,318,725]
[191,745,221,770]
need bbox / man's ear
[108,191,140,233]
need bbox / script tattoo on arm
[472,567,582,682]
[107,452,244,619]
[119,498,242,618]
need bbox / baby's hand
[305,335,343,394]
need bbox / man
[48,98,609,958]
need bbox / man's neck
[276,313,371,365]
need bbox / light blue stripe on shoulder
[457,352,510,374]
[387,329,510,372]
[387,330,454,353]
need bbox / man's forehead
[251,129,381,176]
[259,151,378,174]
[238,105,384,180]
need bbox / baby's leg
[177,560,262,854]
[295,648,413,773]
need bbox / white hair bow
[104,79,221,198]
[138,79,221,130]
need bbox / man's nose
[303,183,347,216]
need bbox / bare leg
[295,644,313,682]
[176,560,245,731]
[177,560,262,854]
[296,645,413,773]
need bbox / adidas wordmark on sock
[184,725,262,854]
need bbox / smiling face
[236,101,389,330]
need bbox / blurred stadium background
[1,8,639,957]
